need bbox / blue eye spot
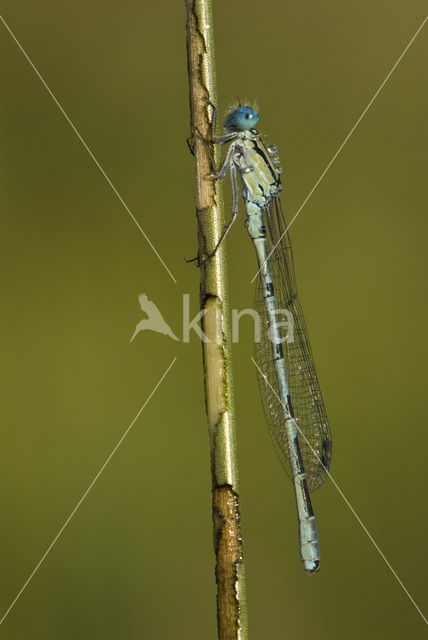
[224,106,259,131]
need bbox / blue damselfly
[195,104,332,574]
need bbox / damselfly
[196,104,332,574]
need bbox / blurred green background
[1,1,427,638]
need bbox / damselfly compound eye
[224,106,259,131]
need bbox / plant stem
[185,2,248,638]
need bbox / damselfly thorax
[230,131,282,208]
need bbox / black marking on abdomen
[274,343,283,360]
[293,435,314,513]
[287,394,294,418]
[301,477,314,516]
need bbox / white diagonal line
[251,14,428,283]
[0,14,177,284]
[0,357,177,626]
[251,356,427,625]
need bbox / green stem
[185,1,248,638]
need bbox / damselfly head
[224,106,259,131]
